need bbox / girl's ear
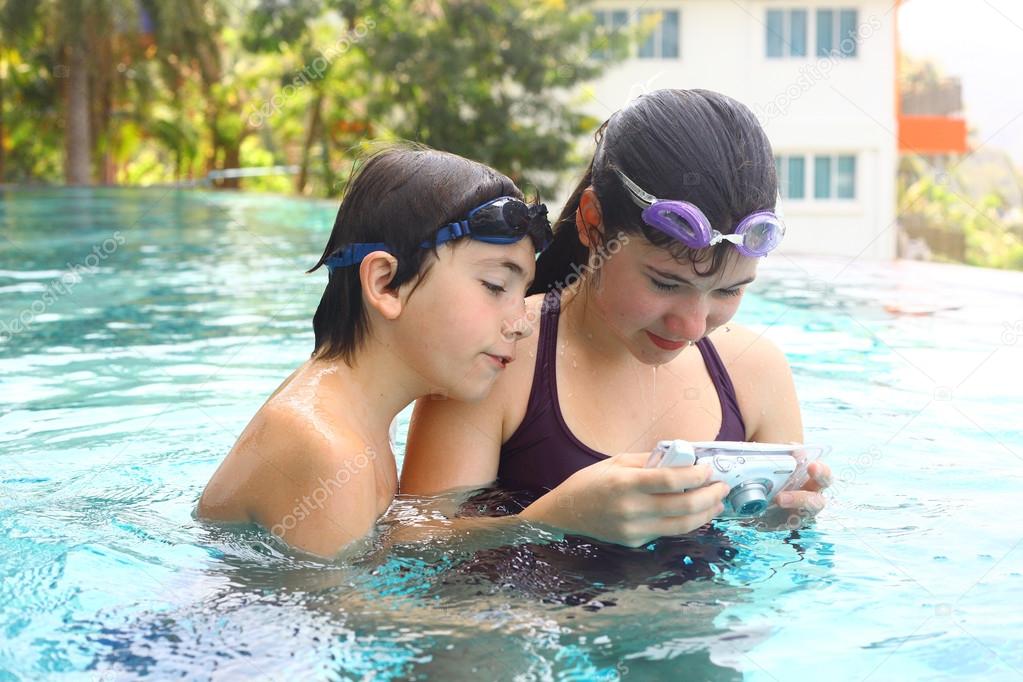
[359,252,403,320]
[575,187,605,248]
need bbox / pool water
[2,188,1022,680]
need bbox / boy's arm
[200,409,384,558]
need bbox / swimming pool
[2,188,1021,680]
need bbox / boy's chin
[439,374,497,404]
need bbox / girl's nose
[663,298,709,342]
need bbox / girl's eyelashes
[481,280,507,295]
[648,276,744,298]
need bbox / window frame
[766,8,808,59]
[638,8,681,60]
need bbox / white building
[579,0,903,260]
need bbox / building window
[638,10,680,59]
[592,9,630,60]
[817,9,858,57]
[593,8,679,60]
[766,9,807,58]
[814,154,857,199]
[775,155,806,200]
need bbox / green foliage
[899,156,1023,271]
[0,0,624,198]
[352,0,610,194]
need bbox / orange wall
[898,115,969,154]
[895,0,968,155]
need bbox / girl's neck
[560,280,638,367]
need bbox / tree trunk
[0,63,6,183]
[65,37,92,185]
[296,91,323,195]
[94,32,114,185]
[320,123,335,194]
[222,142,240,189]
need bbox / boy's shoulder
[256,399,374,475]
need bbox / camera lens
[728,482,769,516]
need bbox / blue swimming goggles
[616,168,785,257]
[325,196,552,272]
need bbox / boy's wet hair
[309,143,523,364]
[531,89,778,294]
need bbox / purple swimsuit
[498,288,747,492]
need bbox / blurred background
[1,0,1022,269]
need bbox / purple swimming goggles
[615,169,785,257]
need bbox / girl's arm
[401,383,732,548]
[400,390,508,493]
[720,327,830,516]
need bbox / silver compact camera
[646,440,828,518]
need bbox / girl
[401,89,832,546]
[197,145,553,557]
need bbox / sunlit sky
[899,0,1023,164]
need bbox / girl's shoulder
[705,322,800,440]
[706,322,792,375]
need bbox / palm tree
[0,0,145,185]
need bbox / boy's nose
[501,310,535,342]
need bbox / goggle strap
[708,232,744,247]
[425,220,472,249]
[325,242,390,271]
[615,168,658,208]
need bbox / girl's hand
[772,460,831,519]
[520,451,731,547]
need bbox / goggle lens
[653,208,700,242]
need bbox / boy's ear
[359,252,403,320]
[576,187,604,248]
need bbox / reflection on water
[3,189,1022,680]
[85,488,764,680]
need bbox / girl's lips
[645,331,689,351]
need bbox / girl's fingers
[800,462,832,492]
[775,490,826,515]
[613,451,659,468]
[645,481,729,517]
[639,465,716,494]
[611,451,715,494]
[648,501,721,538]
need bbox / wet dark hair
[309,143,523,364]
[531,89,777,295]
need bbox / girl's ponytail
[529,167,593,296]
